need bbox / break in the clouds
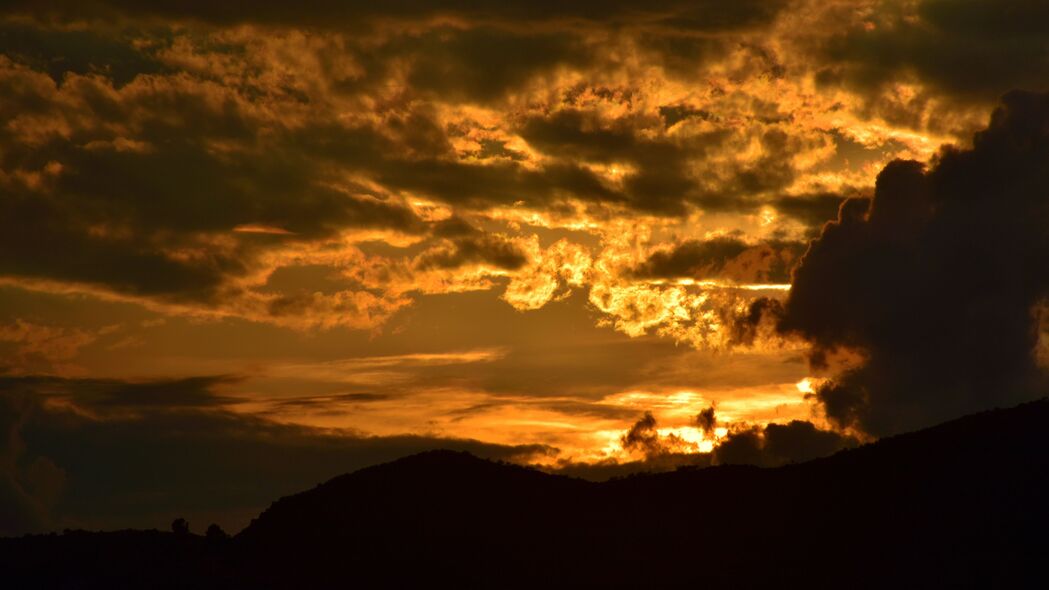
[2,0,1049,533]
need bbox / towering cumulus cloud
[779,91,1049,436]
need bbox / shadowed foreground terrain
[3,399,1048,588]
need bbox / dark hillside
[4,399,1048,588]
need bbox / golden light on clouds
[1,0,1018,487]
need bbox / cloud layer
[3,0,1049,533]
[778,91,1049,436]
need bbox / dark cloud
[547,453,711,481]
[762,420,856,463]
[470,139,526,161]
[517,105,815,218]
[658,104,715,128]
[405,28,591,104]
[0,188,243,301]
[614,407,853,469]
[726,296,784,347]
[695,405,716,432]
[640,32,728,79]
[632,237,805,283]
[778,91,1049,436]
[2,0,788,31]
[727,129,800,195]
[0,16,831,313]
[0,375,556,536]
[416,219,527,271]
[773,192,861,229]
[0,20,166,86]
[0,60,426,303]
[714,420,856,466]
[10,375,242,409]
[619,411,701,460]
[815,0,1049,103]
[619,411,662,458]
[372,157,622,211]
[0,392,60,535]
[711,426,764,466]
[518,108,729,214]
[268,393,393,410]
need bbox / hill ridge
[4,398,1049,588]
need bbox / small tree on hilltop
[171,518,190,536]
[206,523,229,540]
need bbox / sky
[3,0,1049,534]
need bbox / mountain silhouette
[3,399,1048,588]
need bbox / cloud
[2,0,789,30]
[0,19,166,86]
[0,375,556,535]
[517,108,729,214]
[415,219,528,271]
[632,237,804,284]
[580,406,852,473]
[620,411,666,458]
[714,420,856,466]
[778,91,1049,436]
[546,453,711,481]
[772,193,861,229]
[0,56,425,305]
[811,0,1049,103]
[0,2,992,348]
[404,27,592,104]
[0,391,61,534]
[0,319,100,375]
[695,405,716,433]
[0,9,903,334]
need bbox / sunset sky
[3,0,1049,534]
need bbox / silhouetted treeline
[3,399,1048,588]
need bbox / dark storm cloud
[302,25,599,105]
[0,60,425,302]
[0,188,242,301]
[632,237,805,283]
[2,0,788,30]
[772,192,862,229]
[518,108,729,214]
[620,412,670,459]
[695,405,716,432]
[517,106,811,217]
[658,104,715,128]
[720,129,800,197]
[287,113,628,211]
[0,19,166,86]
[714,420,856,466]
[0,392,59,535]
[416,218,527,271]
[608,408,853,471]
[778,91,1049,436]
[815,0,1049,102]
[633,237,746,277]
[268,393,394,410]
[0,12,832,310]
[414,236,527,271]
[547,453,711,481]
[0,375,241,409]
[687,128,812,214]
[377,157,624,210]
[726,296,785,347]
[0,376,555,535]
[405,28,591,104]
[640,32,728,79]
